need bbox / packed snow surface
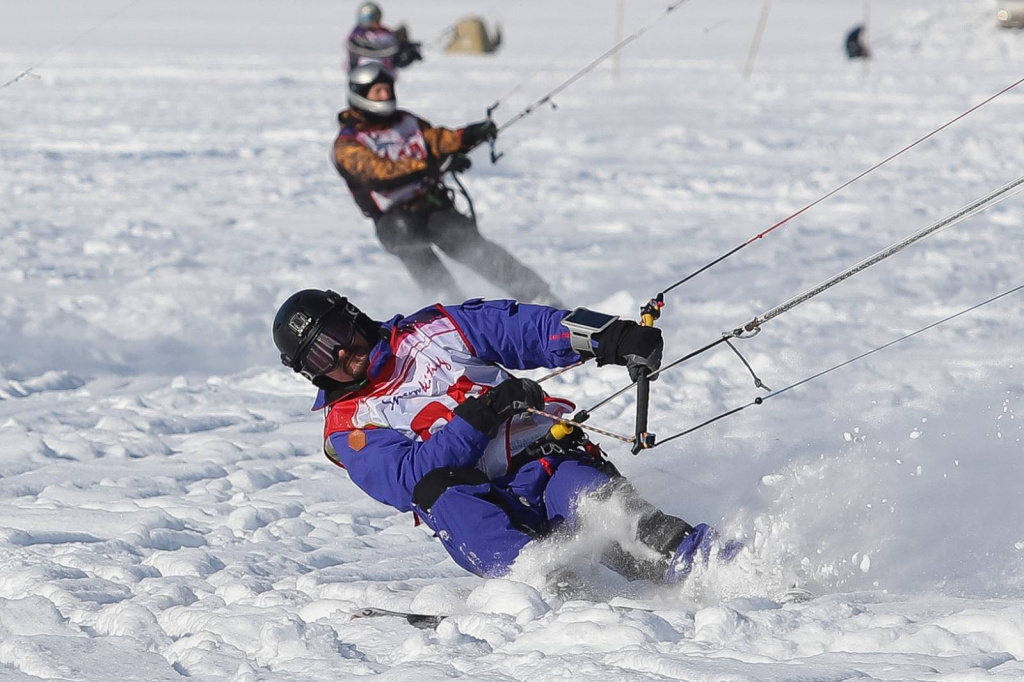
[1,0,1023,680]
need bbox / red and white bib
[355,113,431,212]
[324,308,572,478]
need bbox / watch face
[565,308,616,330]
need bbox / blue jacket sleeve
[329,416,491,512]
[444,299,581,370]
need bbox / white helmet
[348,62,396,117]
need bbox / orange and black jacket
[332,109,470,218]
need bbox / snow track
[1,0,1023,679]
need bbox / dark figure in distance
[845,25,871,59]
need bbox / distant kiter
[331,63,560,305]
[845,25,871,60]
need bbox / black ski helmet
[272,289,379,382]
[348,62,397,118]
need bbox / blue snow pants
[413,456,610,577]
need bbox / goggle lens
[300,314,356,377]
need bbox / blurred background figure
[346,1,422,73]
[845,24,871,59]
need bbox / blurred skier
[346,2,422,73]
[332,63,561,305]
[273,290,739,583]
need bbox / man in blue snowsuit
[273,290,730,582]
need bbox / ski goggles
[281,291,360,379]
[298,314,357,378]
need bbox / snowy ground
[1,0,1023,679]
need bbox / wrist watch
[560,308,619,356]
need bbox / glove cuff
[454,397,503,438]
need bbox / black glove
[483,377,544,416]
[592,320,664,382]
[395,42,423,68]
[461,119,499,148]
[439,153,472,174]
[453,377,544,437]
